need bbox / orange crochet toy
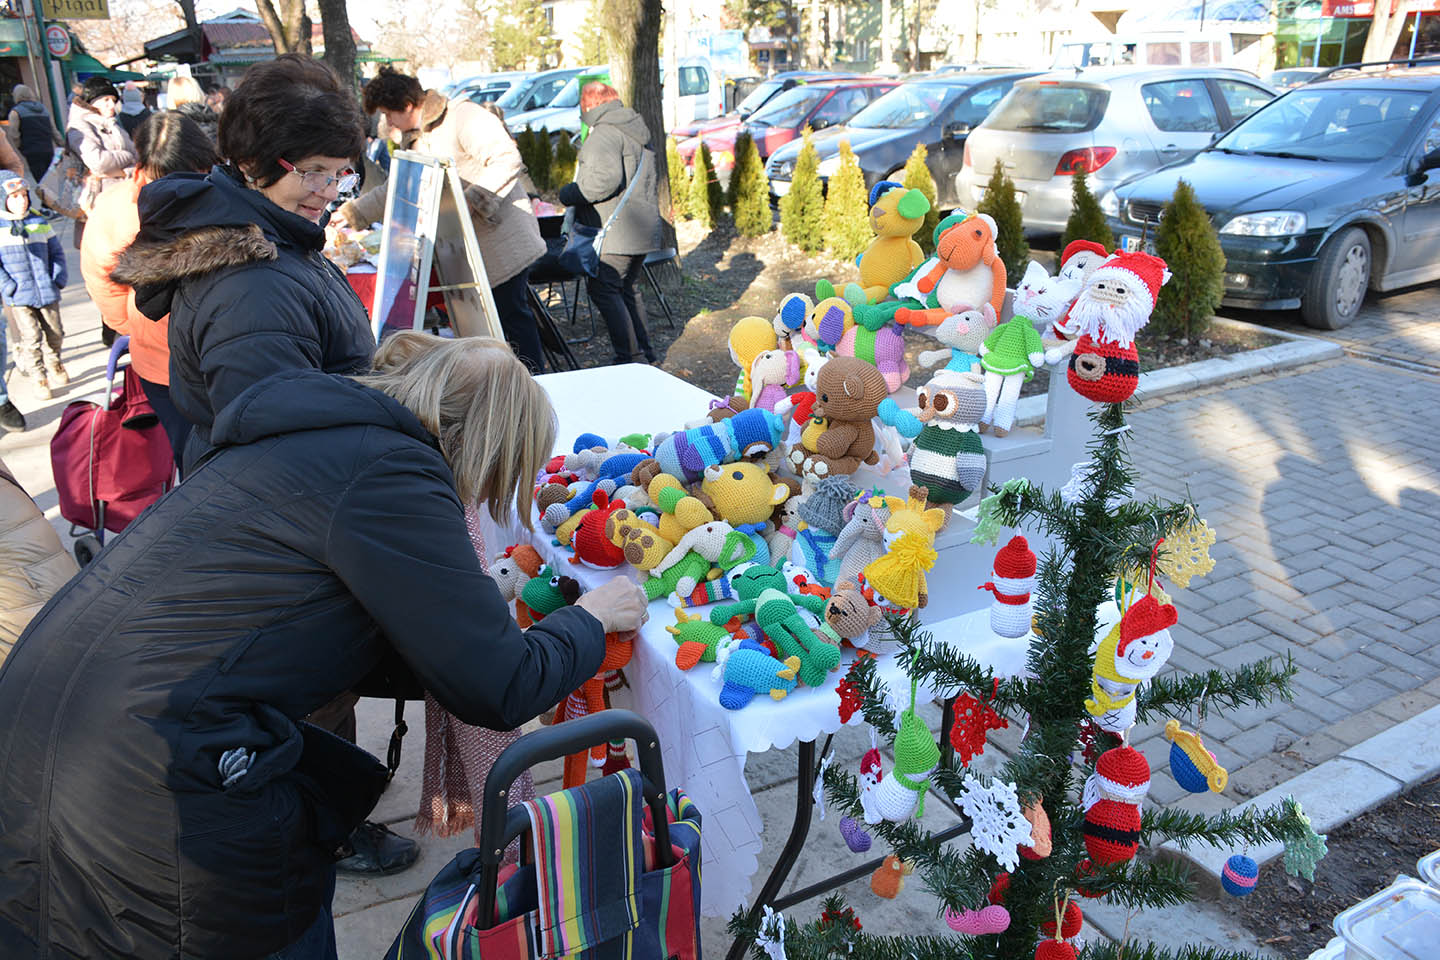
[552,629,636,787]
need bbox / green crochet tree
[730,400,1326,960]
[781,127,825,254]
[822,141,872,264]
[729,130,772,238]
[1060,169,1115,257]
[666,138,690,220]
[689,142,724,230]
[551,130,578,192]
[976,158,1029,283]
[1153,180,1225,340]
[901,143,942,257]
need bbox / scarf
[413,504,535,857]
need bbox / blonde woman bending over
[0,332,648,960]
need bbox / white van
[663,57,725,130]
[1052,31,1265,73]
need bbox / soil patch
[1221,776,1440,957]
[539,219,1283,399]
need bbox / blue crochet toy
[542,450,651,532]
[652,408,785,484]
[718,637,801,710]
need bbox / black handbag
[558,151,648,277]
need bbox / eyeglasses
[276,158,359,195]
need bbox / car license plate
[1122,234,1155,255]
[771,179,791,197]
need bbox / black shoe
[0,400,24,432]
[334,820,420,876]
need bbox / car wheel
[1302,226,1370,330]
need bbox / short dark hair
[135,111,217,179]
[362,67,424,114]
[218,54,365,188]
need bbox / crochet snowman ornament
[981,536,1037,639]
[1085,594,1177,734]
[865,680,940,824]
[857,747,885,823]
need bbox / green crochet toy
[666,607,739,670]
[708,565,841,687]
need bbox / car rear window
[750,86,830,126]
[985,83,1110,133]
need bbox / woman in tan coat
[0,456,77,662]
[341,68,546,373]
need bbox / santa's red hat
[1094,745,1151,802]
[1061,239,1107,266]
[1091,251,1172,309]
[1117,594,1178,656]
[860,747,884,780]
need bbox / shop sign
[45,0,109,18]
[44,25,71,59]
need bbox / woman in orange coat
[80,110,215,469]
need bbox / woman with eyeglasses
[118,54,374,474]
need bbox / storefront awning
[68,52,146,81]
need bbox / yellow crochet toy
[858,182,931,302]
[861,486,947,609]
[728,316,778,406]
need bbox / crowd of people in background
[0,52,649,960]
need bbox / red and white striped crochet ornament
[981,535,1036,638]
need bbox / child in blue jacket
[0,176,67,402]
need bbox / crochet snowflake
[957,778,1031,873]
[1159,516,1217,588]
[1282,809,1328,881]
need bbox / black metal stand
[724,697,965,960]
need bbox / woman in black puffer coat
[113,55,375,473]
[0,333,649,960]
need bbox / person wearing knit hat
[7,84,64,184]
[66,75,136,240]
[1085,594,1178,733]
[115,83,152,139]
[982,535,1036,638]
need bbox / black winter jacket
[112,167,376,471]
[0,370,606,959]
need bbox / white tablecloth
[505,365,1030,915]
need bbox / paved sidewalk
[3,227,1437,956]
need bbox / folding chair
[642,247,678,330]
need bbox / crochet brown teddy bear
[790,356,889,481]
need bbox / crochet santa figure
[981,536,1037,639]
[1082,745,1151,864]
[1050,240,1112,340]
[1065,251,1171,404]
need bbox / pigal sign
[44,0,109,19]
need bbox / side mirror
[738,107,753,118]
[943,121,972,140]
[811,118,830,131]
[1424,148,1440,172]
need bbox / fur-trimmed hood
[113,167,328,321]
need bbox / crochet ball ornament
[1039,901,1084,939]
[1067,334,1139,404]
[1083,798,1142,865]
[1035,940,1078,960]
[1222,854,1259,897]
[1074,859,1104,898]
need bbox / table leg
[725,739,817,960]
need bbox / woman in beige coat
[0,457,77,662]
[342,68,546,373]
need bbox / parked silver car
[955,66,1275,235]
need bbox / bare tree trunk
[317,0,357,90]
[255,0,312,55]
[602,0,677,245]
[175,0,197,31]
[1362,0,1406,61]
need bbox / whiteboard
[369,150,503,342]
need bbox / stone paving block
[337,895,414,959]
[1228,754,1309,799]
[1325,676,1395,714]
[1219,719,1293,766]
[1208,618,1270,648]
[1364,643,1432,682]
[1247,611,1319,647]
[1393,595,1440,624]
[1082,893,1282,957]
[1287,567,1347,595]
[1318,708,1402,749]
[1354,619,1431,655]
[1373,688,1440,724]
[1289,665,1342,697]
[1306,628,1374,662]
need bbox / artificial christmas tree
[732,344,1319,960]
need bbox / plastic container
[1420,849,1440,889]
[1332,877,1440,960]
[1304,937,1344,960]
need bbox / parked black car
[764,71,1040,209]
[1106,62,1440,329]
